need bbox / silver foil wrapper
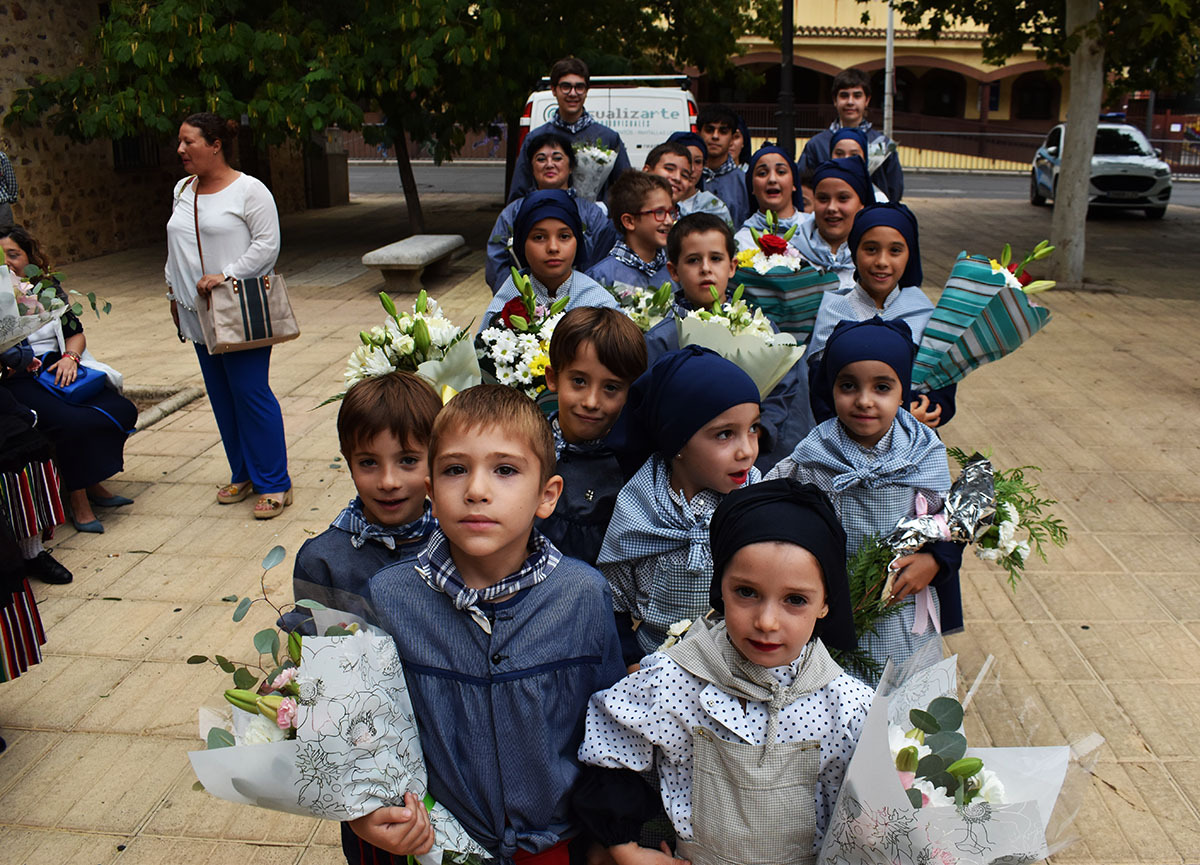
[882,453,997,555]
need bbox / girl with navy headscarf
[789,158,875,288]
[806,203,956,428]
[830,127,890,202]
[481,189,617,332]
[598,346,762,665]
[767,317,964,684]
[733,145,805,253]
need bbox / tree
[8,0,777,234]
[873,0,1200,287]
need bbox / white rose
[976,546,1003,562]
[997,520,1017,554]
[974,768,1006,804]
[912,778,955,808]
[1013,540,1031,562]
[243,712,288,745]
[392,334,416,356]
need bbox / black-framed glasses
[556,81,589,94]
[636,207,679,223]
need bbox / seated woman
[0,226,136,533]
[789,157,876,289]
[733,145,805,253]
[829,127,890,203]
[485,132,616,292]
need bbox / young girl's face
[832,139,866,161]
[671,402,760,500]
[814,178,862,247]
[525,217,577,288]
[751,153,795,218]
[833,359,904,448]
[667,229,736,309]
[722,541,829,667]
[855,225,909,304]
[1,237,30,275]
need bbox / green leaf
[221,594,238,603]
[909,708,939,734]
[186,654,209,664]
[206,727,236,749]
[192,780,206,791]
[927,696,964,732]
[929,771,959,794]
[294,598,328,610]
[926,731,968,765]
[323,624,354,637]
[916,753,944,779]
[261,545,286,571]
[232,667,258,690]
[253,628,279,657]
[287,629,303,664]
[905,787,924,808]
[71,302,83,316]
[215,655,236,673]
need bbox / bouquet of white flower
[476,269,568,405]
[676,284,805,397]
[867,136,899,176]
[572,138,618,201]
[607,281,673,332]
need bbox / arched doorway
[1011,71,1060,120]
[918,69,966,117]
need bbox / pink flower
[272,666,298,690]
[276,697,298,730]
[897,770,916,789]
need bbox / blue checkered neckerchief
[551,414,608,459]
[415,526,562,632]
[0,153,16,203]
[702,155,739,182]
[553,109,594,136]
[610,239,668,280]
[330,497,435,550]
[828,119,875,134]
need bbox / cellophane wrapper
[572,146,617,201]
[884,454,997,558]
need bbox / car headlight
[1155,168,1170,177]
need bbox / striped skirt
[0,578,45,682]
[0,458,65,540]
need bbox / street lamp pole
[884,0,895,139]
[779,0,795,156]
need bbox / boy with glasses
[508,57,631,203]
[586,171,675,291]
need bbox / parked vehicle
[1031,122,1172,218]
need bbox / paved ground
[0,187,1198,864]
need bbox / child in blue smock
[789,158,876,289]
[733,145,806,253]
[697,105,751,228]
[586,171,675,291]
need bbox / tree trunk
[1050,0,1104,288]
[394,126,426,234]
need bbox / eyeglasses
[556,82,588,94]
[636,207,679,223]
[533,153,567,165]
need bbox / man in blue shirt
[507,57,631,204]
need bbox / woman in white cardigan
[165,113,291,519]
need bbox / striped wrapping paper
[912,252,1053,391]
[0,459,65,540]
[736,265,842,343]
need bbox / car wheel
[1145,206,1166,219]
[1030,172,1047,206]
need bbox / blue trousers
[194,343,290,492]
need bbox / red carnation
[1007,262,1033,287]
[499,296,529,329]
[758,233,790,256]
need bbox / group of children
[292,58,974,865]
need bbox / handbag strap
[188,175,206,274]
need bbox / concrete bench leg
[379,267,425,295]
[426,252,456,278]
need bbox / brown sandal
[217,481,254,504]
[253,489,293,520]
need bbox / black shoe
[25,551,73,584]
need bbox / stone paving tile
[0,730,62,797]
[0,654,137,731]
[1032,571,1169,622]
[1108,682,1200,759]
[149,601,284,667]
[108,836,304,864]
[1094,532,1200,574]
[957,562,1053,621]
[47,598,195,659]
[0,827,134,865]
[75,660,226,738]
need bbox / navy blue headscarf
[667,130,707,157]
[830,127,870,162]
[819,316,915,398]
[607,345,760,477]
[745,144,802,211]
[848,202,923,288]
[512,189,583,269]
[812,157,876,208]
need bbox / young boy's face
[814,178,862,247]
[721,542,828,667]
[800,184,815,214]
[620,188,674,254]
[554,74,588,122]
[682,144,705,196]
[834,86,869,127]
[348,430,429,528]
[428,424,562,587]
[667,229,736,309]
[671,402,759,500]
[701,121,734,163]
[525,217,577,288]
[546,340,631,443]
[833,359,904,448]
[855,225,909,302]
[646,153,689,203]
[751,153,796,216]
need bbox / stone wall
[0,0,308,266]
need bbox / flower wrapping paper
[572,145,617,201]
[818,655,1072,865]
[189,628,487,863]
[676,314,805,399]
[735,265,841,343]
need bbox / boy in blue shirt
[667,131,733,226]
[697,105,750,228]
[586,171,675,291]
[508,56,631,203]
[358,385,626,862]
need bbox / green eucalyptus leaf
[232,596,253,622]
[916,753,944,779]
[323,624,354,637]
[192,780,206,791]
[906,787,924,808]
[926,731,968,765]
[261,545,285,571]
[909,708,939,734]
[927,696,964,732]
[206,727,236,749]
[232,667,258,690]
[253,628,277,656]
[215,655,236,673]
[294,598,328,610]
[186,654,209,664]
[930,771,959,794]
[71,302,83,316]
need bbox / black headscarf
[708,478,856,651]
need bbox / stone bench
[362,234,465,294]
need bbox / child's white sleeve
[814,674,875,850]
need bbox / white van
[518,75,698,164]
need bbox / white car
[1030,122,1172,218]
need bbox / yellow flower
[736,248,759,268]
[988,258,1003,272]
[529,353,550,377]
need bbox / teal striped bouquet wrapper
[735,265,841,344]
[912,252,1053,391]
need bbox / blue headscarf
[820,316,915,399]
[812,157,876,208]
[512,189,583,269]
[745,144,802,211]
[830,126,870,162]
[735,115,752,165]
[667,130,707,157]
[607,345,760,476]
[848,202,923,288]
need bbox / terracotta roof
[794,25,986,40]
